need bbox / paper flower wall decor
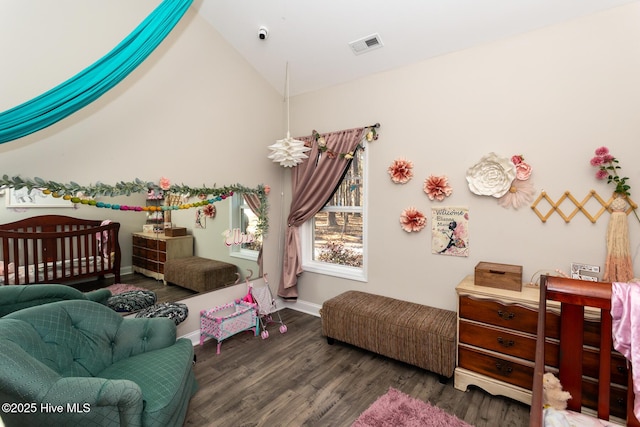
[424,175,452,201]
[388,158,414,184]
[400,206,426,232]
[497,154,535,209]
[466,152,516,198]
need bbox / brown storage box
[474,262,523,292]
[164,227,187,237]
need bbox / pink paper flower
[159,177,171,191]
[399,207,426,232]
[388,158,414,184]
[263,185,271,195]
[203,204,216,218]
[498,179,536,209]
[424,175,452,201]
[515,162,532,181]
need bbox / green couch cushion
[0,284,111,317]
[5,300,121,376]
[98,338,196,426]
[0,300,197,427]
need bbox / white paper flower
[466,152,516,198]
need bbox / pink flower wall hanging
[424,175,452,201]
[497,154,535,209]
[388,158,414,184]
[400,207,426,232]
[203,204,216,218]
[497,178,535,209]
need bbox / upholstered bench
[164,256,238,293]
[320,290,457,381]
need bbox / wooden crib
[530,275,640,426]
[0,215,121,285]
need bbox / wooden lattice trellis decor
[531,190,638,223]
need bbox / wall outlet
[570,262,600,281]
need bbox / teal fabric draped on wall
[0,0,193,144]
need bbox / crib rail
[0,215,121,285]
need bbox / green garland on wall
[0,175,270,236]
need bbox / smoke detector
[348,33,383,55]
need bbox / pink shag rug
[352,388,472,427]
[106,283,147,295]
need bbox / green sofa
[0,300,197,427]
[0,284,112,316]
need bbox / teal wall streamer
[0,0,193,144]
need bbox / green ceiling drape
[0,0,193,144]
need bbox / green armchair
[0,284,112,316]
[0,300,197,427]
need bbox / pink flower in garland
[388,158,414,184]
[424,175,452,201]
[159,177,171,191]
[399,207,426,232]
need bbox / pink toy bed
[0,215,121,285]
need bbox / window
[230,194,261,261]
[301,146,367,281]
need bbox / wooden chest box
[164,227,187,237]
[474,262,523,292]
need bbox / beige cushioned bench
[164,256,237,293]
[321,290,457,381]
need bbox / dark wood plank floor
[183,309,531,427]
[74,274,530,426]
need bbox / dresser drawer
[458,345,534,390]
[582,378,627,420]
[132,236,146,247]
[581,349,628,386]
[459,320,559,364]
[459,295,560,337]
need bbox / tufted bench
[321,290,457,382]
[164,256,238,293]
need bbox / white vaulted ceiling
[194,0,638,96]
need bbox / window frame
[300,144,368,282]
[229,194,260,263]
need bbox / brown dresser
[455,275,629,418]
[132,232,193,280]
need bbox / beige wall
[286,3,640,311]
[0,1,287,329]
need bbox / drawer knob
[495,362,513,376]
[497,310,515,320]
[616,365,626,374]
[497,337,515,348]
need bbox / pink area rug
[352,388,472,427]
[106,283,147,295]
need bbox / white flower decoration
[466,152,516,198]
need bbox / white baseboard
[180,298,321,345]
[277,297,321,317]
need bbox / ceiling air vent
[349,33,383,55]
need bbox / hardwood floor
[75,274,531,426]
[183,309,531,427]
